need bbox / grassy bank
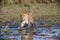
[0,3,60,26]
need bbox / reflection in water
[0,21,60,40]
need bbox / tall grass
[1,0,59,5]
[0,0,60,26]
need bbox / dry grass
[0,3,60,26]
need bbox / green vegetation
[0,0,60,26]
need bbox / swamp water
[0,21,60,40]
